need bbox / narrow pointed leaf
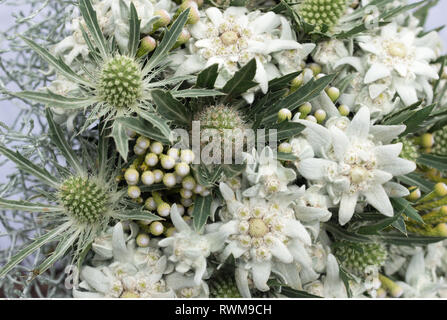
[111,121,129,161]
[0,198,61,213]
[15,90,95,109]
[114,209,164,222]
[137,110,172,143]
[19,36,91,87]
[0,222,70,278]
[115,117,171,144]
[0,145,59,188]
[46,108,84,175]
[192,195,212,232]
[79,0,109,57]
[171,89,225,98]
[128,2,141,57]
[222,59,257,100]
[196,63,219,89]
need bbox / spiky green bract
[98,55,143,109]
[59,176,110,224]
[296,0,349,31]
[209,275,242,298]
[333,241,387,276]
[396,138,419,162]
[433,127,447,155]
[196,104,248,137]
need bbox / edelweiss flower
[165,272,210,298]
[158,204,225,285]
[297,107,416,225]
[355,23,439,106]
[243,147,297,198]
[74,222,174,298]
[217,182,312,295]
[173,7,311,100]
[54,0,174,66]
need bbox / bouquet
[0,0,447,299]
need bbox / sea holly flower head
[297,106,416,225]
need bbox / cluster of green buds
[333,241,387,277]
[432,126,447,156]
[209,274,242,298]
[376,274,403,298]
[121,136,209,237]
[395,137,420,163]
[288,63,344,124]
[170,0,202,48]
[414,133,435,154]
[405,183,447,237]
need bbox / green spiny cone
[197,104,246,131]
[59,176,109,224]
[294,0,349,31]
[433,127,447,156]
[98,55,143,109]
[209,276,242,298]
[333,241,387,276]
[396,137,419,162]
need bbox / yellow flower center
[350,166,369,184]
[220,31,239,46]
[388,42,407,58]
[248,218,269,238]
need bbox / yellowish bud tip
[314,109,327,123]
[308,63,322,76]
[434,183,447,197]
[299,102,312,116]
[278,142,292,153]
[137,36,157,58]
[435,223,447,237]
[149,221,164,236]
[406,188,421,201]
[421,133,434,148]
[326,87,340,102]
[338,104,350,116]
[278,108,292,122]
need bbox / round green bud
[153,9,171,30]
[153,169,164,183]
[99,55,142,110]
[136,233,150,247]
[433,127,447,155]
[308,63,322,76]
[326,87,340,102]
[193,184,204,194]
[133,145,146,155]
[406,187,421,201]
[435,223,447,236]
[278,108,292,122]
[421,133,434,148]
[435,183,447,197]
[59,176,109,224]
[124,168,139,185]
[163,173,177,188]
[145,153,159,167]
[296,0,349,31]
[338,104,350,116]
[150,141,164,154]
[176,28,191,46]
[176,204,185,216]
[180,149,195,164]
[167,148,179,160]
[141,171,155,186]
[160,154,176,170]
[179,1,200,24]
[157,202,171,217]
[150,221,164,236]
[175,162,190,177]
[314,109,327,123]
[299,102,312,116]
[278,142,292,153]
[136,36,157,58]
[291,74,304,90]
[145,197,157,211]
[127,186,141,199]
[182,175,196,190]
[180,188,193,199]
[181,197,193,207]
[165,227,176,237]
[136,136,150,150]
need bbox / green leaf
[338,265,354,298]
[259,121,305,141]
[357,211,402,235]
[398,172,435,193]
[114,209,163,222]
[391,216,407,235]
[136,110,172,143]
[276,152,298,162]
[171,89,225,98]
[19,36,91,87]
[46,108,84,175]
[196,63,219,89]
[192,195,213,232]
[222,58,257,100]
[417,153,447,171]
[222,164,245,179]
[380,234,447,246]
[268,72,300,92]
[79,0,109,57]
[116,117,171,144]
[324,222,372,243]
[0,145,60,188]
[151,89,191,125]
[261,74,336,125]
[279,286,321,298]
[111,121,129,161]
[143,9,190,72]
[34,230,80,278]
[127,2,141,57]
[400,104,436,136]
[97,121,110,179]
[14,90,95,109]
[0,222,70,278]
[391,197,424,224]
[0,198,61,213]
[382,101,422,125]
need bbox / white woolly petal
[205,7,224,27]
[323,254,347,298]
[363,185,394,217]
[194,257,207,285]
[80,266,112,294]
[394,79,418,106]
[370,125,406,143]
[298,158,333,180]
[252,261,271,292]
[369,84,388,99]
[358,41,381,55]
[219,220,239,237]
[190,21,208,39]
[384,182,410,198]
[174,55,206,76]
[219,182,236,201]
[339,192,359,226]
[254,58,268,93]
[270,238,293,263]
[410,61,439,79]
[374,143,403,164]
[112,222,131,263]
[347,106,370,139]
[283,219,311,245]
[288,239,312,269]
[333,57,364,72]
[294,205,332,223]
[364,63,391,84]
[235,267,251,298]
[250,11,280,34]
[371,169,393,184]
[294,119,332,155]
[379,158,416,176]
[170,204,191,232]
[221,241,246,261]
[330,127,349,162]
